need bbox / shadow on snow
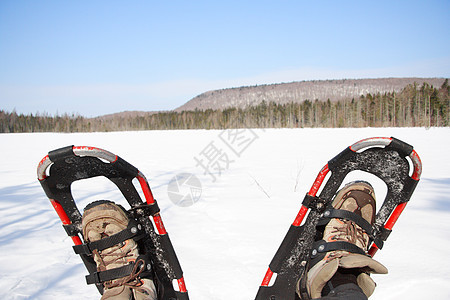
[412,177,450,212]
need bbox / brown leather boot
[297,181,388,299]
[82,200,157,300]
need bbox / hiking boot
[298,181,388,299]
[82,200,157,300]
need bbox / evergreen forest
[1,81,448,133]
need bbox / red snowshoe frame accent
[257,137,422,299]
[38,146,188,300]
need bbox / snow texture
[0,128,449,299]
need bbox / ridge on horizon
[96,77,446,118]
[174,77,446,112]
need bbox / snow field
[0,127,449,299]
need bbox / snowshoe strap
[129,202,160,218]
[372,227,392,250]
[302,194,328,212]
[73,220,146,255]
[310,240,367,266]
[318,208,375,240]
[86,264,135,285]
[85,254,153,285]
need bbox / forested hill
[1,79,449,132]
[175,78,446,111]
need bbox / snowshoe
[255,137,422,300]
[37,146,189,300]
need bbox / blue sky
[1,1,449,117]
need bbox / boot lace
[94,242,145,290]
[105,258,146,289]
[329,220,368,250]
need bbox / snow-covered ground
[0,127,449,300]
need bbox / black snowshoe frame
[256,137,422,300]
[37,146,189,300]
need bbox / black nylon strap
[319,209,375,239]
[48,145,74,162]
[73,220,145,255]
[85,255,152,285]
[372,227,392,250]
[387,137,413,157]
[311,240,366,259]
[130,202,160,217]
[86,264,135,285]
[302,194,328,212]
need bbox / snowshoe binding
[255,137,422,300]
[37,146,189,300]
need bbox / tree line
[1,81,448,133]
